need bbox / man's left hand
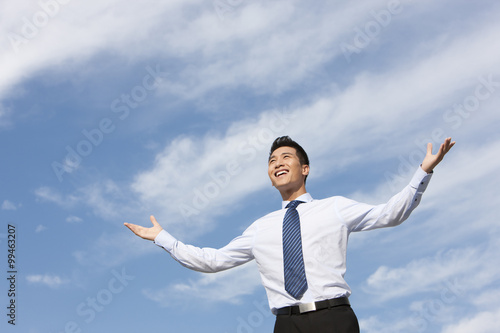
[421,137,456,173]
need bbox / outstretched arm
[421,137,456,173]
[124,215,163,241]
[124,215,255,272]
[347,137,455,232]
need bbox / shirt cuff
[410,166,433,192]
[154,229,177,252]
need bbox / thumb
[150,215,160,227]
[426,143,433,155]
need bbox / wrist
[152,228,163,241]
[420,164,433,174]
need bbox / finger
[124,222,135,232]
[445,139,456,152]
[426,142,433,155]
[436,143,446,158]
[124,223,142,236]
[150,215,160,227]
[443,137,451,149]
[442,138,455,154]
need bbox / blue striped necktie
[282,200,308,299]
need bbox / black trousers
[274,305,360,333]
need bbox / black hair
[269,136,309,182]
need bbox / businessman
[125,135,455,332]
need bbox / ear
[302,164,309,177]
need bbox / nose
[274,157,284,168]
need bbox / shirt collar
[281,193,313,209]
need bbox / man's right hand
[124,215,163,241]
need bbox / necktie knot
[286,200,304,210]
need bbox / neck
[279,186,307,202]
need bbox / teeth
[276,171,287,176]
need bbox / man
[124,136,455,332]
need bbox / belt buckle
[298,302,316,314]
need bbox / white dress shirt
[154,166,432,313]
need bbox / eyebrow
[268,151,294,162]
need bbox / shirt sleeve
[336,166,433,232]
[153,223,256,273]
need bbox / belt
[276,296,350,315]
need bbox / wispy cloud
[34,180,143,222]
[128,16,500,235]
[142,261,261,306]
[35,225,47,233]
[2,1,499,332]
[31,22,500,245]
[20,0,500,236]
[66,215,83,223]
[130,109,296,234]
[73,231,156,268]
[359,315,419,333]
[0,0,192,98]
[26,274,69,288]
[5,1,497,126]
[359,239,500,332]
[1,199,18,210]
[34,186,78,207]
[347,138,500,253]
[441,307,500,333]
[0,0,384,103]
[355,143,500,332]
[363,247,475,301]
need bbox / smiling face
[268,146,309,200]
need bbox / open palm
[421,137,456,173]
[124,215,163,241]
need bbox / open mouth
[275,170,288,178]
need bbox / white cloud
[360,315,420,333]
[66,215,83,223]
[35,180,143,222]
[73,231,156,268]
[35,225,47,233]
[349,136,500,333]
[5,0,497,122]
[358,242,500,332]
[130,108,296,235]
[34,186,78,207]
[1,2,499,332]
[153,1,500,103]
[441,307,500,333]
[0,0,194,98]
[347,137,500,253]
[22,1,500,296]
[153,0,389,99]
[472,288,500,309]
[128,17,500,235]
[363,248,473,301]
[363,235,500,302]
[34,23,500,239]
[1,200,17,210]
[26,274,69,288]
[142,261,261,306]
[0,0,386,103]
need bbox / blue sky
[1,0,499,332]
